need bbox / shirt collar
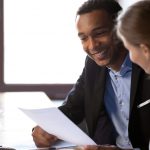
[108,54,132,77]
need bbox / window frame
[0,0,73,99]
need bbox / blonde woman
[117,1,150,149]
[117,0,150,74]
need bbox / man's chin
[88,55,110,67]
[95,60,109,67]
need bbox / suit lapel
[130,64,142,114]
[90,67,107,134]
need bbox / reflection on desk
[0,92,63,150]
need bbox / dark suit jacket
[59,56,150,150]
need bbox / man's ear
[140,43,150,60]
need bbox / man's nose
[88,37,98,50]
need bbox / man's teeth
[92,50,104,56]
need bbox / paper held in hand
[18,95,96,146]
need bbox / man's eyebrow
[92,26,109,32]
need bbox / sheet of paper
[19,106,96,146]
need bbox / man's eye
[94,31,109,37]
[79,36,87,41]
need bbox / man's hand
[32,126,58,148]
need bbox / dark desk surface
[0,92,63,150]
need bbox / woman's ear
[140,43,150,60]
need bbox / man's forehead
[76,10,113,32]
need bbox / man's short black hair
[77,0,122,20]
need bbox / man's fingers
[32,135,51,148]
[32,126,58,148]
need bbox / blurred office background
[0,0,142,99]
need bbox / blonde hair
[117,0,150,48]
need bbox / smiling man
[76,8,126,71]
[32,0,150,149]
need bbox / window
[4,0,86,84]
[0,0,86,99]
